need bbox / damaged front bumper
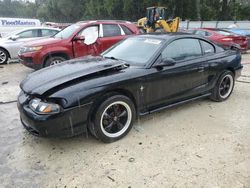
[17,92,92,137]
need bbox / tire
[139,28,146,33]
[0,48,9,64]
[90,95,136,143]
[210,71,235,102]
[155,28,165,33]
[45,56,66,67]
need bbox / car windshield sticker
[144,39,162,45]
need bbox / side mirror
[10,35,19,41]
[154,58,176,68]
[73,35,85,41]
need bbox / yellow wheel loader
[137,6,180,33]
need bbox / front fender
[49,86,104,109]
[0,45,12,58]
[40,46,73,64]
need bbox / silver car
[0,27,60,64]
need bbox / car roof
[28,27,60,30]
[203,28,230,32]
[135,32,197,40]
[77,20,133,25]
[191,28,214,32]
[191,28,234,34]
[16,27,61,31]
[199,28,235,33]
[1,27,60,38]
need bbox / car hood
[23,37,62,47]
[20,56,129,96]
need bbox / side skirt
[139,93,211,116]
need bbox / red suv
[19,20,140,69]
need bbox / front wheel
[45,56,66,67]
[91,95,136,143]
[210,71,235,102]
[0,48,9,64]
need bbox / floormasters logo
[0,18,37,27]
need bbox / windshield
[1,29,24,38]
[102,37,163,66]
[54,24,81,39]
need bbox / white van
[0,17,41,37]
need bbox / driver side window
[162,38,202,62]
[79,25,99,37]
[78,25,99,45]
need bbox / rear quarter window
[194,30,212,37]
[120,25,133,35]
[41,29,58,37]
[200,40,215,55]
[194,30,207,37]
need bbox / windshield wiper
[103,56,119,60]
[104,56,126,62]
[103,56,131,67]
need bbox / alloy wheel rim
[219,74,233,99]
[50,59,62,66]
[100,101,132,138]
[0,50,7,64]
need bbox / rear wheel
[210,71,235,102]
[0,48,9,64]
[90,95,136,143]
[45,56,66,67]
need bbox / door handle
[198,66,205,72]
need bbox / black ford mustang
[17,33,243,143]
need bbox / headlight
[29,98,61,114]
[21,46,43,53]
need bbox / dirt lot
[0,54,250,188]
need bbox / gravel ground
[0,53,250,188]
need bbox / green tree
[0,0,249,22]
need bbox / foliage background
[0,0,249,22]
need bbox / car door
[98,24,127,52]
[144,38,210,110]
[200,39,225,90]
[72,25,101,57]
[6,29,39,58]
